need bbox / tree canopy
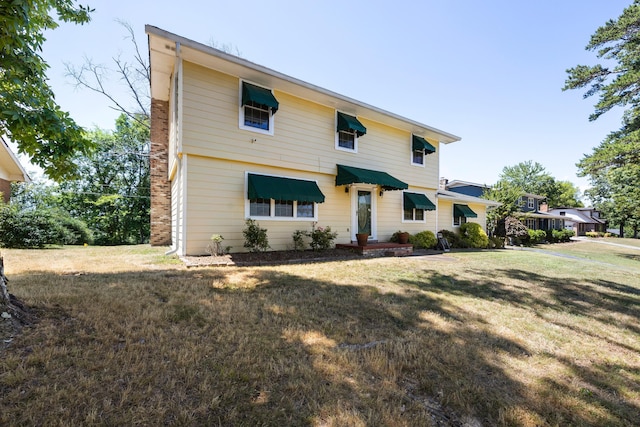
[565,2,640,236]
[0,0,94,180]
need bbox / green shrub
[206,234,225,256]
[292,230,307,251]
[528,229,547,245]
[585,231,599,238]
[57,214,94,245]
[308,226,338,251]
[489,236,505,249]
[438,229,466,248]
[460,222,489,248]
[410,230,437,249]
[243,219,270,252]
[0,206,66,248]
[551,229,574,243]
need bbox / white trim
[244,171,319,221]
[238,80,275,136]
[411,149,425,167]
[401,190,428,224]
[350,185,377,241]
[334,111,359,153]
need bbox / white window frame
[239,80,275,136]
[453,205,467,227]
[350,185,377,241]
[411,148,425,167]
[528,197,535,209]
[335,111,358,153]
[245,172,319,221]
[401,191,427,223]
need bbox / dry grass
[1,244,639,426]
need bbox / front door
[352,187,376,241]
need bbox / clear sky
[38,0,631,195]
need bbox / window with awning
[453,204,478,218]
[335,164,408,191]
[248,174,324,203]
[337,112,366,136]
[241,82,279,113]
[404,192,436,211]
[412,135,436,154]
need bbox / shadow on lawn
[3,265,639,426]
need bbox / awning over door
[335,164,408,191]
[454,204,478,218]
[241,82,279,114]
[248,174,325,202]
[404,192,436,211]
[412,135,436,153]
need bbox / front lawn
[1,245,638,426]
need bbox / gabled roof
[146,25,461,144]
[0,135,30,182]
[548,208,606,224]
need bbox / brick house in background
[146,26,498,255]
[0,135,30,203]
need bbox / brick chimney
[150,98,171,246]
[539,202,548,212]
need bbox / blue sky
[38,0,631,195]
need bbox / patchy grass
[1,245,639,426]
[540,240,640,269]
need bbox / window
[336,112,366,152]
[239,81,278,135]
[453,215,467,226]
[412,149,424,165]
[338,130,356,150]
[403,192,434,222]
[526,218,536,229]
[559,211,565,216]
[404,208,424,221]
[528,197,535,209]
[246,173,324,220]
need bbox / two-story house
[147,26,498,255]
[547,207,606,236]
[0,135,30,203]
[517,193,565,231]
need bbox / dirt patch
[182,248,363,267]
[1,294,35,351]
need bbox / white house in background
[0,135,30,203]
[547,207,607,236]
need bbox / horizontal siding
[437,199,487,234]
[180,61,441,188]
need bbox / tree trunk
[619,219,625,238]
[1,256,9,304]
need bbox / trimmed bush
[243,219,270,252]
[308,226,338,251]
[410,230,437,249]
[438,229,466,248]
[0,206,88,248]
[528,229,547,245]
[460,222,489,248]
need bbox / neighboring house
[548,207,606,236]
[516,193,565,231]
[147,26,495,255]
[0,135,30,203]
[438,179,499,231]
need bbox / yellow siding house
[147,26,496,255]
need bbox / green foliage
[489,236,505,249]
[548,229,575,243]
[0,0,95,180]
[460,222,489,248]
[527,229,547,245]
[438,229,466,248]
[292,230,307,251]
[206,234,225,256]
[308,226,338,251]
[409,230,437,249]
[390,231,410,243]
[243,219,270,252]
[0,204,91,248]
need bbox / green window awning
[335,164,408,191]
[248,174,325,203]
[404,192,436,211]
[412,135,436,154]
[454,204,478,218]
[337,112,367,137]
[242,82,279,114]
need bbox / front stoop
[336,242,413,257]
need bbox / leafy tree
[553,180,584,208]
[565,2,640,237]
[0,0,95,180]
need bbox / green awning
[412,135,436,154]
[248,174,325,203]
[454,204,478,218]
[335,164,408,191]
[337,112,366,137]
[404,192,436,211]
[242,82,279,114]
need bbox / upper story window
[528,197,535,209]
[411,135,435,166]
[240,81,279,135]
[336,112,366,152]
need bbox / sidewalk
[572,236,640,251]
